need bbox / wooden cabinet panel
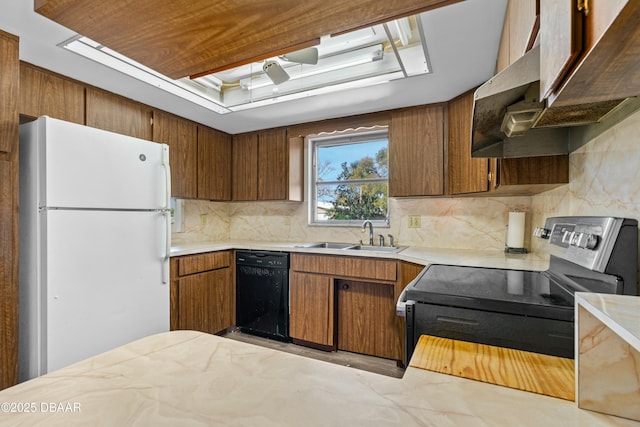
[543,0,639,107]
[19,63,85,124]
[258,128,288,200]
[496,0,539,72]
[447,90,489,195]
[0,158,18,390]
[337,279,401,360]
[153,110,198,199]
[0,30,19,390]
[178,251,231,276]
[177,268,233,335]
[198,125,231,201]
[389,105,444,197]
[232,129,303,202]
[86,87,152,139]
[0,31,18,154]
[289,272,335,347]
[232,132,259,201]
[291,254,397,282]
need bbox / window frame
[308,127,390,227]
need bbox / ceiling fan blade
[263,60,290,85]
[281,47,319,65]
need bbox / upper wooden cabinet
[0,29,19,390]
[496,0,539,72]
[152,110,198,199]
[389,105,444,197]
[488,155,569,196]
[232,128,303,202]
[0,31,18,154]
[232,132,259,201]
[86,87,152,140]
[540,0,640,107]
[19,63,85,125]
[197,126,232,201]
[447,90,489,195]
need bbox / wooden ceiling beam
[35,0,461,79]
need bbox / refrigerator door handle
[161,144,171,284]
[161,144,171,209]
[162,210,171,284]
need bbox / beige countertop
[0,330,637,426]
[170,240,550,271]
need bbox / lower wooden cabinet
[170,251,233,335]
[337,279,401,360]
[289,254,403,360]
[289,272,335,348]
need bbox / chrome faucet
[362,220,374,246]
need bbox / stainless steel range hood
[471,45,626,158]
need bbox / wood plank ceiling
[34,0,461,79]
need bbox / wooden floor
[222,329,405,379]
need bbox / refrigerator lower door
[29,209,169,378]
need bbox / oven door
[405,301,574,363]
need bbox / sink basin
[346,245,407,253]
[295,242,357,249]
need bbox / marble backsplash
[174,108,640,255]
[531,108,640,254]
[173,195,533,251]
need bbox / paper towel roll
[506,211,525,248]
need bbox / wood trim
[178,251,232,276]
[291,254,397,282]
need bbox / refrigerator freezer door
[36,209,169,377]
[31,117,168,210]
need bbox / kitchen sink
[295,242,357,249]
[295,242,406,253]
[345,245,407,253]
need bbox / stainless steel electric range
[398,216,638,363]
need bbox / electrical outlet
[408,215,421,228]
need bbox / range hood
[471,45,626,158]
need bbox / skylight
[60,14,431,113]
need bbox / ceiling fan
[262,47,319,85]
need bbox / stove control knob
[584,234,599,250]
[533,227,551,239]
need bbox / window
[309,128,389,226]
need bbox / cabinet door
[177,268,233,334]
[86,87,152,139]
[19,63,85,124]
[337,280,402,360]
[258,128,288,200]
[0,30,18,390]
[198,125,231,200]
[232,132,258,201]
[0,31,18,154]
[389,105,444,197]
[153,110,198,199]
[290,272,335,347]
[447,90,489,195]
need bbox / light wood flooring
[222,329,405,379]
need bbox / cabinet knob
[342,284,349,290]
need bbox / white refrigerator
[18,116,171,382]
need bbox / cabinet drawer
[177,251,231,276]
[291,254,397,282]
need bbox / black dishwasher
[236,251,290,342]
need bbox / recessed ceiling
[0,0,507,134]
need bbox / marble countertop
[171,240,551,271]
[1,330,637,426]
[575,293,640,351]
